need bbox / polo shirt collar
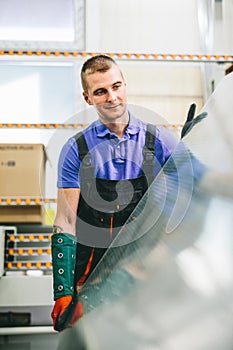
[95,111,140,138]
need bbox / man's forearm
[53,215,77,236]
[54,188,80,236]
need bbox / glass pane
[58,72,233,349]
[0,62,75,144]
[0,0,74,42]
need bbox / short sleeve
[57,137,81,188]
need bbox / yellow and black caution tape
[7,233,52,243]
[0,123,183,130]
[7,247,51,256]
[0,50,232,62]
[0,123,88,129]
[6,261,52,270]
[0,197,57,205]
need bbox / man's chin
[99,108,128,122]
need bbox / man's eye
[113,84,121,90]
[95,90,105,96]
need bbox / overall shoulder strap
[75,132,94,179]
[75,131,89,162]
[145,123,156,154]
[142,123,156,185]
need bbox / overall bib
[74,124,156,285]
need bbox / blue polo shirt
[57,113,179,189]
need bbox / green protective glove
[51,232,78,300]
[51,233,82,331]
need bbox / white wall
[218,0,233,53]
[85,0,201,53]
[85,0,205,123]
[84,0,233,123]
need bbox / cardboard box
[0,144,46,197]
[0,144,47,223]
[0,205,45,224]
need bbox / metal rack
[0,225,53,327]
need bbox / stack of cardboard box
[0,144,46,224]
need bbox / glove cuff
[52,233,78,300]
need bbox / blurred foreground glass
[57,72,233,350]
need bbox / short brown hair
[81,55,118,93]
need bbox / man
[50,55,203,331]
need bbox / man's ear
[83,92,92,105]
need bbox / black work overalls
[74,124,156,285]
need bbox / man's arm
[51,187,84,331]
[53,188,80,235]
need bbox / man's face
[83,65,128,123]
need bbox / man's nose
[107,89,117,103]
